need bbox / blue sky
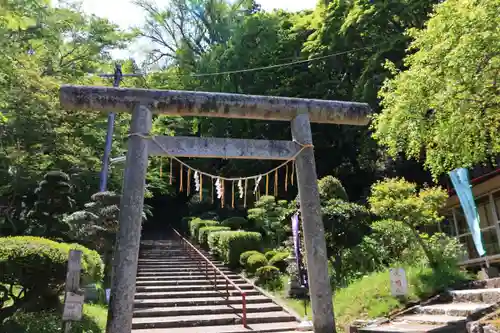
[67,0,317,61]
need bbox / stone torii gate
[59,86,371,333]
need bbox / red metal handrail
[171,228,247,327]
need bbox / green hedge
[0,236,104,307]
[269,252,289,272]
[198,226,231,248]
[246,253,268,274]
[207,230,233,257]
[221,217,248,230]
[240,250,262,267]
[255,265,283,290]
[265,250,278,261]
[189,219,218,240]
[217,231,263,267]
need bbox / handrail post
[214,268,217,290]
[241,292,247,327]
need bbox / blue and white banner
[449,168,485,256]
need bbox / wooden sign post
[60,85,372,333]
[62,250,84,333]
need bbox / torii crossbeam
[60,85,372,333]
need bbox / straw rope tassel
[211,178,214,204]
[244,179,248,208]
[179,164,183,192]
[187,168,191,196]
[200,175,203,201]
[265,174,269,196]
[285,163,289,192]
[221,180,225,208]
[159,157,163,178]
[232,181,235,209]
[169,158,173,185]
[291,162,295,186]
[274,169,278,197]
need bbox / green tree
[373,0,500,177]
[65,191,152,286]
[26,171,75,239]
[247,195,291,246]
[368,178,448,267]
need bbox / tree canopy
[373,0,500,177]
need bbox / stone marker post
[106,104,152,333]
[62,250,83,333]
[291,113,336,333]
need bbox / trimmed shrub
[190,219,218,241]
[0,236,104,309]
[198,226,231,248]
[217,231,263,267]
[255,265,283,290]
[208,230,233,257]
[221,216,248,230]
[240,250,262,267]
[246,253,268,274]
[269,252,289,272]
[264,250,278,261]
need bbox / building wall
[441,174,500,262]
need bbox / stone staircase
[359,278,500,333]
[132,238,303,333]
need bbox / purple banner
[291,213,307,287]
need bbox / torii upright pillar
[60,85,371,333]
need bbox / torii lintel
[59,85,372,126]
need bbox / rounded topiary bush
[198,226,231,248]
[221,216,248,230]
[265,250,278,261]
[0,236,104,309]
[269,252,289,272]
[255,265,283,290]
[189,219,218,240]
[207,230,232,257]
[240,250,262,267]
[217,231,263,268]
[246,253,268,274]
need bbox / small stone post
[106,104,152,333]
[291,113,336,333]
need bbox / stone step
[135,279,247,286]
[135,273,242,279]
[137,267,233,273]
[135,284,255,292]
[360,322,453,333]
[131,321,302,333]
[138,263,226,268]
[131,311,296,329]
[393,314,467,325]
[449,288,500,303]
[133,303,283,317]
[135,289,261,299]
[416,302,494,316]
[134,295,272,308]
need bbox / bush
[246,253,268,274]
[265,250,278,260]
[0,236,104,309]
[221,217,248,230]
[217,231,263,267]
[189,219,218,241]
[240,250,262,267]
[255,265,283,290]
[1,303,108,333]
[198,226,231,248]
[207,230,232,257]
[269,252,289,272]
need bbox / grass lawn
[0,303,108,333]
[272,264,469,332]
